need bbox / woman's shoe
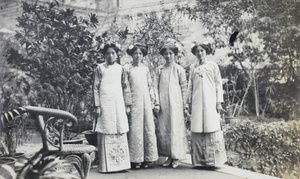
[163,158,172,167]
[172,159,179,168]
[131,162,141,169]
[141,162,151,168]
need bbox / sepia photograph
[0,0,299,178]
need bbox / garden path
[17,132,279,179]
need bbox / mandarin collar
[105,61,115,66]
[132,62,140,67]
[197,58,207,66]
[164,61,176,67]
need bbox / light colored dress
[123,63,158,163]
[156,61,189,159]
[187,59,227,166]
[93,62,130,172]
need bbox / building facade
[1,0,215,64]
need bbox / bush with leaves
[177,0,300,119]
[219,64,249,117]
[6,1,109,133]
[256,65,299,119]
[224,119,300,178]
[0,37,37,155]
[115,9,186,79]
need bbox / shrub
[5,1,105,134]
[224,119,300,178]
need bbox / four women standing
[93,41,227,172]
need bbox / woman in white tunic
[155,45,189,168]
[93,42,131,173]
[187,43,227,167]
[124,43,158,169]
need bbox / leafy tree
[115,8,186,83]
[177,0,300,119]
[6,0,105,131]
[0,37,38,155]
[130,10,184,63]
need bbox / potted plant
[222,71,251,124]
[82,118,97,146]
[0,60,33,170]
[0,37,32,170]
[0,107,33,170]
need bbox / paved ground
[88,163,245,179]
[87,156,281,179]
[17,132,279,179]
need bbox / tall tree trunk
[253,72,260,118]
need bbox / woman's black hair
[126,44,148,56]
[159,45,179,56]
[100,43,121,55]
[191,43,212,55]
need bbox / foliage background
[224,119,300,178]
[0,0,299,177]
[177,0,300,119]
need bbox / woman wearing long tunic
[124,43,158,169]
[93,42,131,172]
[155,45,189,168]
[187,43,227,167]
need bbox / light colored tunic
[156,62,189,159]
[187,60,223,133]
[187,60,227,167]
[93,62,130,172]
[123,63,158,163]
[93,63,129,134]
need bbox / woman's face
[195,46,206,61]
[163,49,175,63]
[105,47,117,64]
[132,48,143,63]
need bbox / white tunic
[123,63,158,163]
[93,63,129,134]
[187,60,223,133]
[156,62,189,159]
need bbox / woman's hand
[184,104,191,117]
[94,106,101,116]
[184,109,191,118]
[216,102,223,113]
[153,105,160,116]
[126,106,131,116]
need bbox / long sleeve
[186,64,194,106]
[146,68,155,108]
[122,66,132,106]
[178,66,187,108]
[93,66,102,107]
[153,67,161,106]
[214,63,224,103]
